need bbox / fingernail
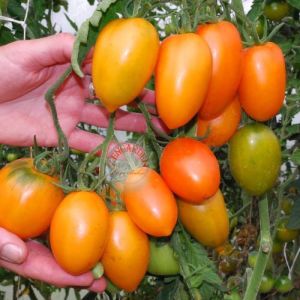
[0,243,24,263]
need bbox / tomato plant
[123,167,177,237]
[239,42,286,121]
[50,191,109,275]
[101,211,149,292]
[160,137,220,203]
[0,158,64,239]
[264,1,291,21]
[196,21,243,120]
[148,240,179,276]
[178,190,229,248]
[197,97,241,147]
[155,33,212,129]
[229,123,281,195]
[92,18,159,112]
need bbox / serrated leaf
[64,13,78,31]
[287,0,300,10]
[287,197,300,229]
[247,0,265,21]
[171,224,222,299]
[291,149,300,165]
[71,0,123,77]
[231,0,245,17]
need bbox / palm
[0,70,85,147]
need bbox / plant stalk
[243,195,272,300]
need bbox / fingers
[68,128,106,153]
[20,33,75,68]
[0,228,28,264]
[80,104,169,133]
[0,240,107,291]
[88,277,107,293]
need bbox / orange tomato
[0,158,64,239]
[155,33,212,129]
[239,42,286,121]
[178,190,229,248]
[92,18,159,112]
[50,191,109,275]
[160,138,220,204]
[101,211,149,292]
[197,97,241,147]
[123,167,178,237]
[197,21,243,120]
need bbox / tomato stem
[243,195,272,300]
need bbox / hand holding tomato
[0,229,106,292]
[0,34,166,152]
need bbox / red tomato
[178,190,229,248]
[160,138,220,204]
[0,158,64,239]
[197,97,241,147]
[101,211,150,292]
[123,167,178,237]
[92,18,159,112]
[239,42,286,121]
[155,33,212,129]
[197,21,243,120]
[50,191,109,275]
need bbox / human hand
[0,228,106,292]
[0,33,166,152]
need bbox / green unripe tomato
[247,251,273,270]
[259,273,275,293]
[281,197,294,215]
[229,123,281,196]
[148,240,180,276]
[276,217,299,242]
[264,1,291,21]
[275,276,294,293]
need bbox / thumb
[0,228,28,264]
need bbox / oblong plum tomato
[178,190,229,248]
[123,167,178,237]
[101,211,150,292]
[229,123,281,195]
[0,158,64,239]
[239,42,286,121]
[160,137,220,203]
[197,21,242,120]
[197,97,241,147]
[155,33,212,129]
[50,191,109,275]
[92,18,159,112]
[148,240,179,276]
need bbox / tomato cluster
[0,14,288,295]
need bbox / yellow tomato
[92,18,159,112]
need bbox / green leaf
[285,124,300,138]
[291,149,300,165]
[231,0,245,17]
[64,13,78,31]
[71,0,123,77]
[287,197,300,229]
[171,224,222,299]
[0,25,16,45]
[247,0,265,21]
[287,0,300,10]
